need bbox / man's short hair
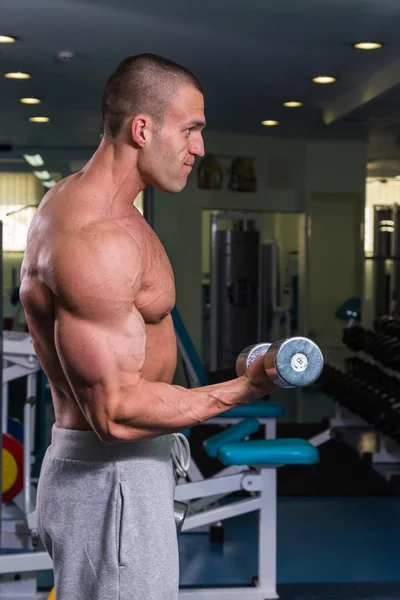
[101,53,203,139]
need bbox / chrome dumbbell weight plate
[236,343,272,378]
[236,337,324,388]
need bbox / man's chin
[154,180,187,194]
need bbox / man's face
[141,85,206,193]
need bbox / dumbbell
[342,325,366,352]
[236,336,324,387]
[374,315,400,339]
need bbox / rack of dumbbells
[318,315,400,467]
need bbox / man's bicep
[54,305,146,434]
[55,309,113,388]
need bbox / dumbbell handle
[236,336,324,388]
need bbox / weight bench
[175,423,319,600]
[181,415,329,517]
[1,331,45,600]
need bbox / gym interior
[1,1,400,599]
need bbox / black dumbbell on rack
[342,323,400,373]
[318,360,400,443]
[374,315,400,339]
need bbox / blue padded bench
[218,438,319,467]
[202,419,319,466]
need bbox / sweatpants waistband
[49,425,173,463]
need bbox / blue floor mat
[179,497,400,586]
[278,582,400,599]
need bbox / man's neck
[82,137,146,218]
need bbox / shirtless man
[20,54,279,600]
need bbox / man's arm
[53,227,275,443]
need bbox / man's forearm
[106,375,275,442]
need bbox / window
[0,173,41,251]
[0,175,144,251]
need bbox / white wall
[304,140,367,338]
[299,141,367,422]
[306,141,367,194]
[292,140,367,334]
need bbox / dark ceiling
[2,0,400,175]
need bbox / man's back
[20,171,177,431]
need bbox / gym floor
[36,494,400,599]
[179,497,400,597]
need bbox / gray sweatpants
[37,426,179,600]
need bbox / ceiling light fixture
[29,116,50,123]
[283,101,303,108]
[5,71,31,80]
[42,179,56,189]
[312,76,336,84]
[0,35,16,44]
[353,42,382,50]
[20,97,41,105]
[23,154,44,167]
[261,120,279,126]
[33,170,51,180]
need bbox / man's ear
[131,115,151,148]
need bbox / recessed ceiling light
[42,179,56,189]
[283,101,303,108]
[312,76,336,84]
[5,71,31,80]
[29,116,50,123]
[261,120,279,126]
[353,42,382,51]
[20,97,41,105]
[33,170,51,180]
[23,154,44,167]
[0,35,16,44]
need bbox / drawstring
[171,433,191,479]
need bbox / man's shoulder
[54,228,140,291]
[60,216,140,252]
[52,219,143,300]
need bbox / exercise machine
[1,331,52,600]
[208,212,292,373]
